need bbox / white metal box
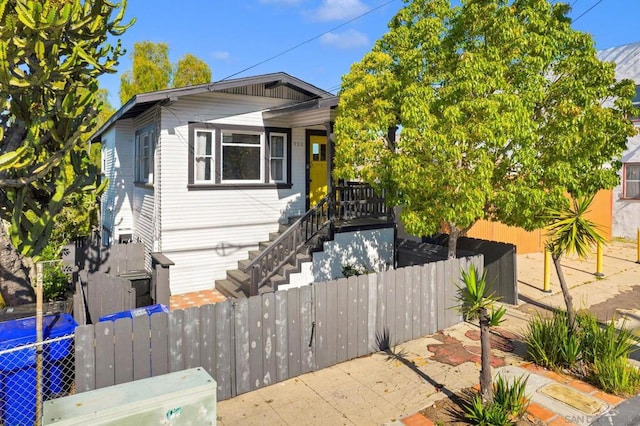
[43,367,216,425]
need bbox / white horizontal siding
[157,93,311,294]
[613,129,640,239]
[101,122,135,245]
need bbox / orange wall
[466,189,612,254]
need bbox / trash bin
[0,313,77,426]
[98,304,169,323]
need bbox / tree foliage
[334,0,636,258]
[0,0,133,258]
[119,41,211,104]
[173,53,212,88]
[119,41,171,104]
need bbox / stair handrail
[243,193,332,295]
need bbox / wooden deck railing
[335,184,391,220]
[242,184,391,295]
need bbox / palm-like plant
[546,194,605,327]
[458,266,506,402]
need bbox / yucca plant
[492,375,530,420]
[545,194,605,327]
[525,311,580,369]
[457,266,506,402]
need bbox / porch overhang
[263,96,338,127]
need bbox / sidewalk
[216,240,640,425]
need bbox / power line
[573,0,604,22]
[219,0,398,82]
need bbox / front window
[270,133,287,182]
[135,127,155,184]
[624,163,640,199]
[195,130,215,183]
[221,131,262,182]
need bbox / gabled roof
[597,42,640,82]
[91,72,334,142]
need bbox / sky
[99,0,640,108]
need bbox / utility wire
[219,0,398,82]
[572,0,604,22]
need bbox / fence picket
[286,288,301,377]
[262,293,276,387]
[357,275,368,357]
[314,281,328,369]
[336,278,348,363]
[114,318,133,385]
[74,325,95,392]
[346,276,358,360]
[216,300,233,400]
[274,290,288,382]
[94,322,114,389]
[168,310,184,373]
[234,298,250,395]
[183,307,201,370]
[299,285,314,373]
[150,313,169,376]
[133,314,151,380]
[199,304,216,380]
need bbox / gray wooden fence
[74,256,482,401]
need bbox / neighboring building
[92,73,394,297]
[598,42,640,240]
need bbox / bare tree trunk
[479,307,493,402]
[0,222,35,306]
[552,253,575,327]
[448,223,459,259]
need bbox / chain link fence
[0,332,75,426]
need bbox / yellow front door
[309,134,328,207]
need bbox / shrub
[579,313,636,364]
[525,311,579,369]
[590,356,640,396]
[492,375,530,419]
[463,375,530,426]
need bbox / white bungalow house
[92,72,395,298]
[598,43,640,240]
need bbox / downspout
[153,104,162,255]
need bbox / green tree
[334,0,636,259]
[0,0,132,306]
[119,42,211,104]
[546,194,605,327]
[457,266,506,402]
[119,41,172,104]
[173,53,212,88]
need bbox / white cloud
[311,0,369,21]
[212,51,230,60]
[320,29,369,49]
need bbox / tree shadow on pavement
[373,328,456,398]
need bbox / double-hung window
[221,131,262,183]
[188,123,291,187]
[623,163,640,199]
[194,130,215,183]
[135,126,155,184]
[269,133,287,183]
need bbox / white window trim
[220,130,264,184]
[269,132,288,183]
[194,129,216,184]
[135,127,155,184]
[623,163,640,199]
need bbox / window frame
[220,129,264,184]
[268,132,288,183]
[135,125,155,185]
[194,129,216,184]
[187,123,292,189]
[623,162,640,200]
